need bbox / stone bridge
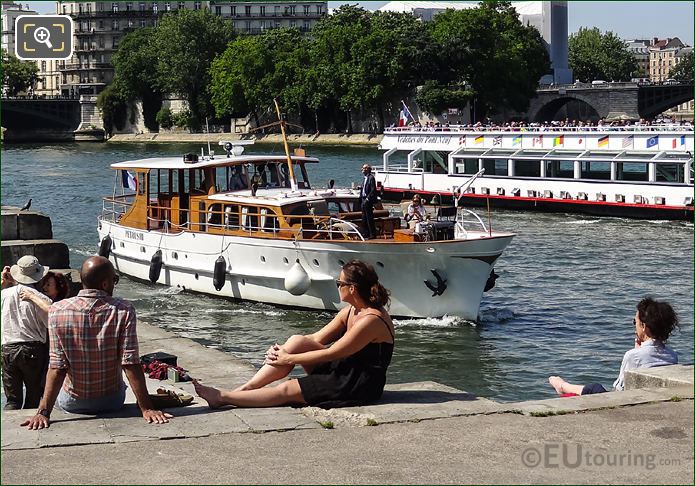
[528,82,694,122]
[1,96,104,142]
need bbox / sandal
[148,388,194,408]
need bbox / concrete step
[1,239,70,269]
[1,208,53,241]
[626,364,694,389]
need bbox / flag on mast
[401,100,414,123]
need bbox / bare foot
[548,376,566,395]
[192,379,225,409]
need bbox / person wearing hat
[1,255,52,409]
[360,164,378,240]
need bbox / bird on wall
[19,199,32,211]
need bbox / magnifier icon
[33,27,53,49]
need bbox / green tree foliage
[111,28,161,130]
[670,51,693,81]
[1,49,39,96]
[416,81,474,115]
[96,84,128,136]
[569,27,638,82]
[429,1,550,120]
[210,28,308,127]
[153,9,235,128]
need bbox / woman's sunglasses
[335,280,354,288]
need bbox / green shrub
[156,107,173,129]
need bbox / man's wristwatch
[37,408,50,418]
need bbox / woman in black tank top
[194,260,395,409]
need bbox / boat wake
[393,315,476,328]
[479,307,515,323]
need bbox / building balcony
[71,10,162,19]
[228,12,323,19]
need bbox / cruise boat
[96,138,515,320]
[375,125,694,220]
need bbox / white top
[1,285,51,345]
[612,339,679,391]
[407,203,427,221]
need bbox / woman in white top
[405,195,427,230]
[549,297,679,396]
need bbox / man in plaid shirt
[22,256,172,429]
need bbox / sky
[24,1,695,45]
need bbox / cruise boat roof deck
[111,155,319,170]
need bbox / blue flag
[646,135,658,148]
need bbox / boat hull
[98,221,514,319]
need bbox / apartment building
[1,1,37,57]
[625,39,651,77]
[648,37,686,82]
[41,2,326,97]
[211,1,325,34]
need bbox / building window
[140,19,147,27]
[215,5,221,15]
[98,36,104,47]
[139,2,146,11]
[260,5,265,16]
[78,3,83,13]
[316,5,322,14]
[128,19,134,28]
[245,6,251,16]
[165,2,171,12]
[290,20,296,28]
[245,21,251,32]
[304,5,310,15]
[113,36,119,48]
[112,20,119,30]
[153,2,158,13]
[275,6,281,16]
[41,61,46,71]
[112,3,119,13]
[178,1,185,10]
[230,5,236,16]
[126,2,133,11]
[303,20,310,31]
[194,1,201,10]
[98,20,104,29]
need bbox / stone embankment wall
[1,206,80,291]
[107,132,384,146]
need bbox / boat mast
[273,98,298,192]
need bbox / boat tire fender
[213,255,226,291]
[98,235,112,259]
[149,250,163,283]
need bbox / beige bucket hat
[10,255,49,285]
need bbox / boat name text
[397,135,453,145]
[125,230,144,241]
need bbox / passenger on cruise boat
[193,260,395,409]
[548,297,679,396]
[405,195,427,230]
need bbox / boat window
[191,168,206,194]
[242,206,259,231]
[581,161,611,180]
[482,159,509,176]
[260,208,279,232]
[207,203,222,226]
[251,163,269,188]
[544,161,574,178]
[616,163,649,182]
[137,172,147,195]
[297,164,311,189]
[456,158,479,175]
[514,160,541,177]
[286,203,310,225]
[655,163,685,183]
[224,204,239,228]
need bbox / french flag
[121,170,137,191]
[398,109,408,127]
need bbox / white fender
[284,261,311,296]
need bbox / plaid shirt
[49,289,140,399]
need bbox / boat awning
[451,148,693,164]
[111,155,319,170]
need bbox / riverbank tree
[569,27,638,82]
[669,51,693,81]
[2,49,39,97]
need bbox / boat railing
[100,195,135,223]
[455,208,488,239]
[384,125,694,134]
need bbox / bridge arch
[531,95,601,123]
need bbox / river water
[2,142,693,402]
